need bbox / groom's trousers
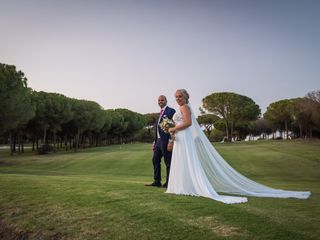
[153,138,172,184]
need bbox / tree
[264,99,293,139]
[290,98,313,138]
[30,91,73,151]
[98,111,113,145]
[70,99,105,151]
[264,93,320,139]
[249,118,272,140]
[202,92,260,141]
[209,128,225,142]
[197,114,220,136]
[106,109,126,144]
[114,109,146,143]
[306,90,320,135]
[0,63,35,153]
[306,90,320,103]
[144,113,158,130]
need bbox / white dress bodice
[173,110,183,125]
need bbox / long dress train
[166,106,311,204]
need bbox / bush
[209,129,225,142]
[133,128,154,143]
[37,144,53,154]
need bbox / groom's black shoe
[162,182,168,188]
[145,182,162,187]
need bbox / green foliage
[103,109,146,143]
[249,118,273,138]
[209,128,225,142]
[212,119,226,132]
[71,99,105,132]
[134,128,154,142]
[290,98,314,137]
[299,92,320,136]
[264,94,320,138]
[106,109,126,138]
[0,63,35,133]
[99,110,113,136]
[37,144,54,154]
[264,99,292,130]
[197,114,220,135]
[30,91,73,142]
[144,113,158,129]
[115,108,146,138]
[142,113,158,142]
[202,92,260,141]
[68,99,105,150]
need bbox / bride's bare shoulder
[179,104,190,112]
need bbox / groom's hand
[167,142,173,152]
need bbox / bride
[166,89,311,204]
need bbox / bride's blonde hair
[176,89,190,104]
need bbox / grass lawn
[0,140,319,240]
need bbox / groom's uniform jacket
[155,106,176,145]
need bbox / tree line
[199,91,320,142]
[1,63,319,155]
[0,63,146,154]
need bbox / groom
[146,95,175,188]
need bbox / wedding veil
[188,104,311,199]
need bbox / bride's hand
[169,127,176,134]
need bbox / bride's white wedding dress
[166,105,311,204]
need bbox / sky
[1,0,319,116]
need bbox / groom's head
[158,95,167,108]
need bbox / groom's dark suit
[152,106,176,186]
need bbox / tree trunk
[32,138,35,151]
[299,123,303,138]
[10,132,14,155]
[64,136,68,151]
[21,138,24,153]
[75,130,81,152]
[272,131,274,139]
[12,132,16,153]
[53,131,57,152]
[224,120,230,142]
[19,134,24,153]
[70,138,73,150]
[81,134,86,149]
[230,121,234,142]
[17,135,21,152]
[43,127,47,144]
[95,134,99,147]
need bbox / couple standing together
[146,89,310,204]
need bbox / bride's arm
[169,105,192,133]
